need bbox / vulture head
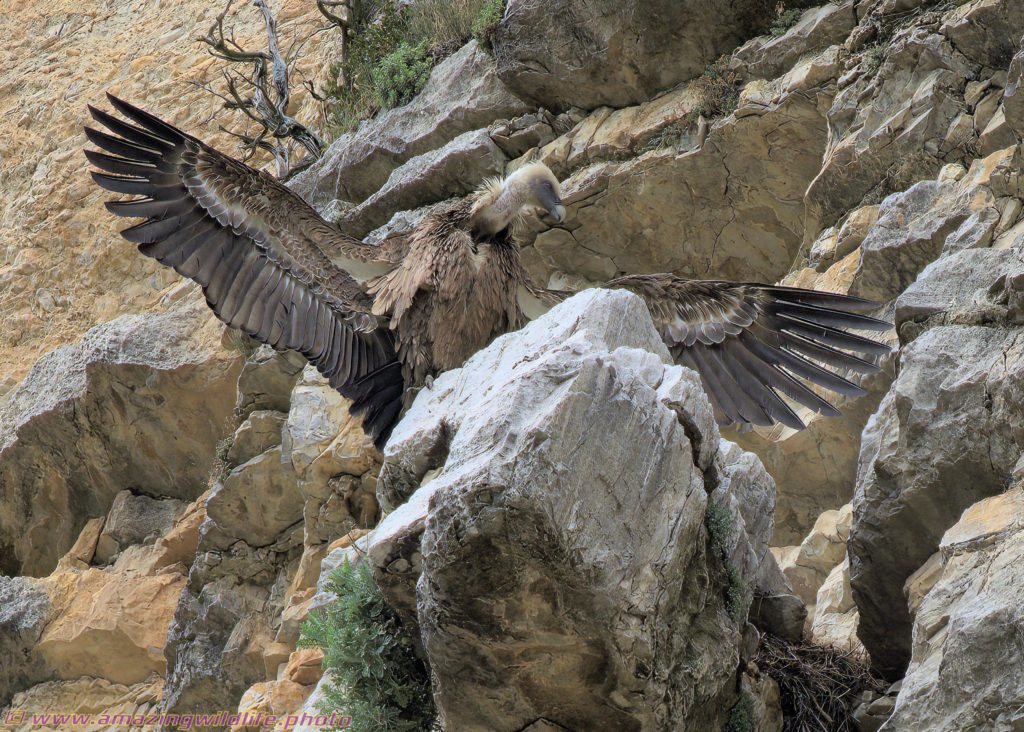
[471,162,565,236]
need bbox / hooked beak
[548,202,566,223]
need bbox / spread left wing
[602,274,891,430]
[84,94,402,447]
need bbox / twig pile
[756,634,886,732]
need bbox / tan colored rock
[979,107,1018,155]
[306,418,380,485]
[262,642,293,683]
[284,368,378,481]
[772,504,852,607]
[940,487,1024,550]
[93,490,185,565]
[149,491,209,571]
[523,68,831,286]
[490,0,779,111]
[327,528,371,553]
[282,649,324,686]
[56,518,105,570]
[2,675,163,732]
[887,489,1024,729]
[804,1,1024,241]
[233,346,307,420]
[205,447,304,549]
[228,411,288,468]
[831,206,880,269]
[232,680,314,732]
[809,557,865,655]
[36,567,185,685]
[287,545,328,603]
[904,552,943,617]
[276,589,316,648]
[0,298,241,577]
[731,2,856,81]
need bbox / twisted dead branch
[195,0,326,179]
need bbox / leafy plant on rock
[372,41,432,109]
[299,560,436,731]
[705,502,746,621]
[770,7,803,37]
[472,0,506,51]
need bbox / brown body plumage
[85,95,890,448]
[369,196,528,387]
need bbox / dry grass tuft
[689,57,741,122]
[408,0,492,56]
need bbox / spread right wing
[85,94,403,447]
[605,274,891,430]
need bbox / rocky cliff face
[3,0,1024,729]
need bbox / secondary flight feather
[84,95,890,448]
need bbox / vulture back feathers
[85,95,891,450]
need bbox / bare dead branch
[194,0,327,178]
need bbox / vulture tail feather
[341,360,405,449]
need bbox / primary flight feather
[85,95,890,448]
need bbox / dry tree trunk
[316,0,361,87]
[195,0,327,179]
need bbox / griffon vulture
[84,95,889,448]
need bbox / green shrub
[299,560,436,732]
[705,502,746,621]
[472,0,506,51]
[769,7,803,37]
[865,43,886,72]
[724,560,745,621]
[323,1,419,136]
[723,691,756,732]
[705,502,733,554]
[639,124,684,153]
[373,41,432,109]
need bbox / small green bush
[865,43,886,72]
[299,560,436,732]
[769,7,803,37]
[373,41,432,109]
[723,691,756,732]
[639,124,684,153]
[472,0,506,51]
[705,502,746,621]
[724,560,745,621]
[705,502,733,554]
[323,1,420,136]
